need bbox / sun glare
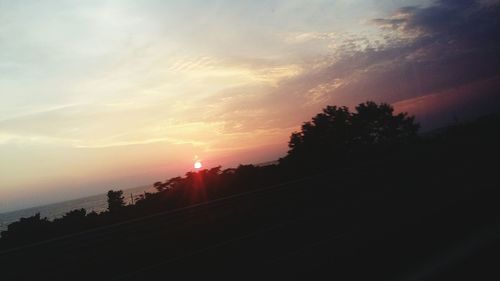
[194,160,202,169]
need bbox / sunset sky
[1,0,499,212]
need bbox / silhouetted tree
[166,176,184,190]
[351,101,419,144]
[288,105,351,154]
[87,211,99,218]
[107,190,125,213]
[284,101,419,167]
[0,213,51,245]
[154,181,167,192]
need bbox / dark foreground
[0,168,498,281]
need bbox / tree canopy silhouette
[284,101,419,167]
[107,190,125,213]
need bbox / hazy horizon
[0,143,285,213]
[1,0,500,212]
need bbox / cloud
[107,0,499,138]
[261,0,500,129]
[198,0,500,134]
[284,32,337,44]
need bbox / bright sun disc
[194,160,202,169]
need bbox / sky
[1,0,499,212]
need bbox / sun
[194,160,202,169]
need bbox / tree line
[1,101,497,249]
